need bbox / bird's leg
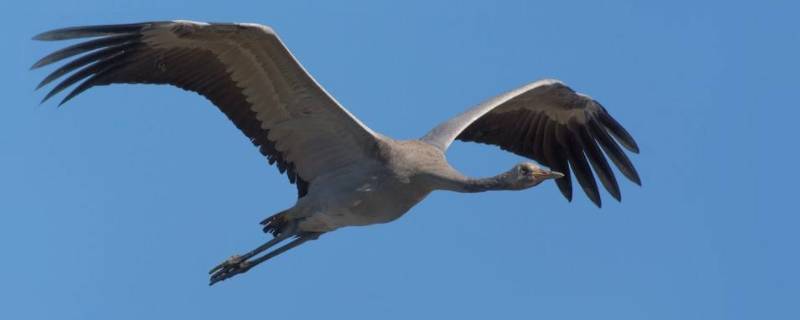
[208,220,297,283]
[209,232,322,285]
[241,232,321,269]
[208,234,287,275]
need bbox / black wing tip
[592,100,640,154]
[30,60,46,70]
[32,28,86,41]
[586,188,602,208]
[558,175,601,207]
[581,176,603,207]
[631,175,642,186]
[32,22,154,41]
[628,142,641,154]
[32,32,57,41]
[31,33,141,72]
[554,176,573,202]
[563,190,573,202]
[58,93,75,106]
[40,90,56,104]
[41,88,76,106]
[624,164,642,186]
[32,27,142,105]
[622,138,641,154]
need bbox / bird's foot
[209,255,252,285]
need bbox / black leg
[209,232,322,286]
[208,234,287,275]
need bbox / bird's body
[31,20,641,285]
[292,139,442,232]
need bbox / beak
[546,171,565,179]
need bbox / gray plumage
[31,20,641,285]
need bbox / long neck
[434,170,517,193]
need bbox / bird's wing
[32,21,382,198]
[421,79,640,207]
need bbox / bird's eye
[520,166,532,175]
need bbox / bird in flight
[32,20,641,285]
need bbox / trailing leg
[209,231,322,285]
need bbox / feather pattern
[422,79,640,207]
[32,21,380,198]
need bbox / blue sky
[1,1,796,319]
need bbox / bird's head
[505,162,564,189]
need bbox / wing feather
[422,79,639,207]
[575,124,620,201]
[33,21,380,198]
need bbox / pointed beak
[547,171,565,179]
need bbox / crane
[31,20,641,285]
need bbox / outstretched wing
[422,79,640,207]
[32,21,381,198]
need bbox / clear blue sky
[1,1,796,319]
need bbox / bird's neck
[435,170,517,193]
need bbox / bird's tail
[260,210,291,237]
